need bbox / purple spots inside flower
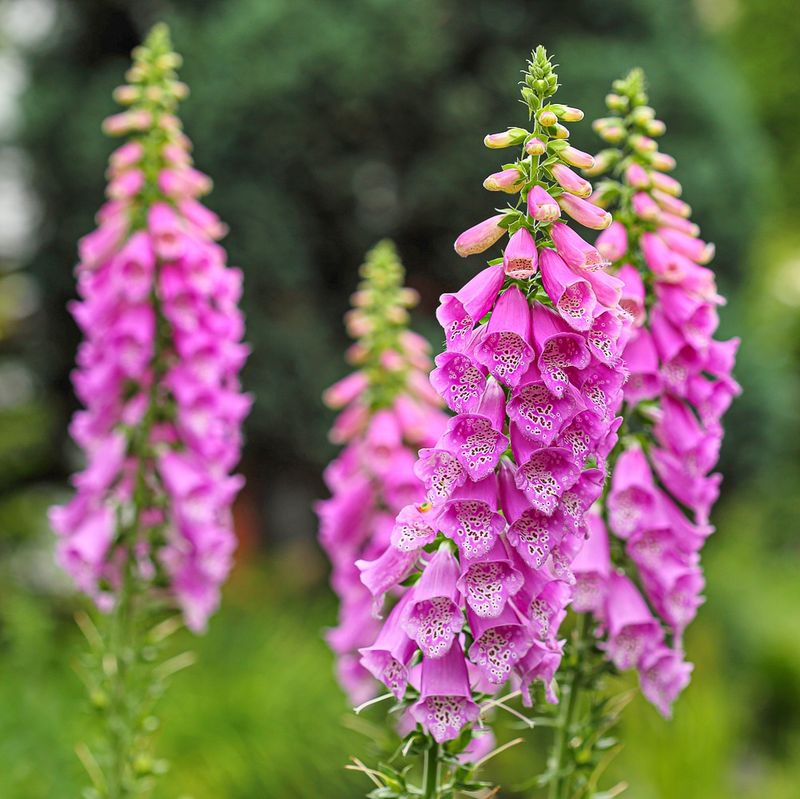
[463,562,512,617]
[477,332,533,387]
[508,383,583,446]
[588,328,615,364]
[404,597,462,658]
[529,599,553,639]
[382,658,407,698]
[444,417,506,481]
[440,500,504,560]
[515,448,580,515]
[573,574,605,613]
[415,449,466,506]
[431,353,486,414]
[605,623,662,671]
[469,625,531,684]
[417,696,478,743]
[557,284,594,330]
[538,335,590,397]
[391,504,439,552]
[507,510,558,569]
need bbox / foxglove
[48,25,250,793]
[574,69,739,717]
[349,49,629,796]
[317,240,447,704]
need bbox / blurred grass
[0,523,798,799]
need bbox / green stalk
[547,613,591,799]
[423,741,440,799]
[106,564,135,797]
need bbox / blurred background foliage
[0,0,798,796]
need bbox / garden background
[0,0,798,796]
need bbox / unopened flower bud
[652,189,691,218]
[631,106,655,125]
[558,193,612,230]
[630,134,657,154]
[598,124,626,144]
[625,163,650,189]
[483,168,525,193]
[454,214,507,256]
[538,109,558,127]
[605,92,628,112]
[657,211,699,237]
[596,221,628,262]
[632,192,660,221]
[552,123,570,139]
[525,137,546,156]
[113,84,139,105]
[170,80,190,100]
[102,109,152,136]
[399,287,420,307]
[582,149,618,177]
[555,105,584,122]
[646,119,666,137]
[650,171,682,195]
[554,143,595,170]
[551,163,592,197]
[484,128,528,149]
[527,185,561,222]
[650,151,677,171]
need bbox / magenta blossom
[354,47,630,752]
[50,27,249,633]
[317,240,448,702]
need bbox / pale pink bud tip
[454,214,507,257]
[559,106,584,122]
[527,185,560,223]
[558,194,612,231]
[538,110,558,127]
[559,146,595,170]
[551,164,592,198]
[525,137,546,156]
[483,128,528,149]
[483,168,524,193]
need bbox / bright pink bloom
[550,222,608,271]
[503,227,538,279]
[540,248,597,331]
[410,642,480,742]
[596,221,628,262]
[52,60,249,633]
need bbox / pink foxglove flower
[316,240,447,703]
[576,68,740,717]
[50,25,250,633]
[354,48,629,762]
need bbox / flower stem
[423,741,439,799]
[547,613,591,799]
[106,561,137,798]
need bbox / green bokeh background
[0,0,798,797]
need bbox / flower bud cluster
[49,25,250,632]
[572,69,740,716]
[354,48,631,748]
[316,241,448,703]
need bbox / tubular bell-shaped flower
[574,68,740,717]
[316,240,447,703]
[48,24,250,792]
[351,48,629,787]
